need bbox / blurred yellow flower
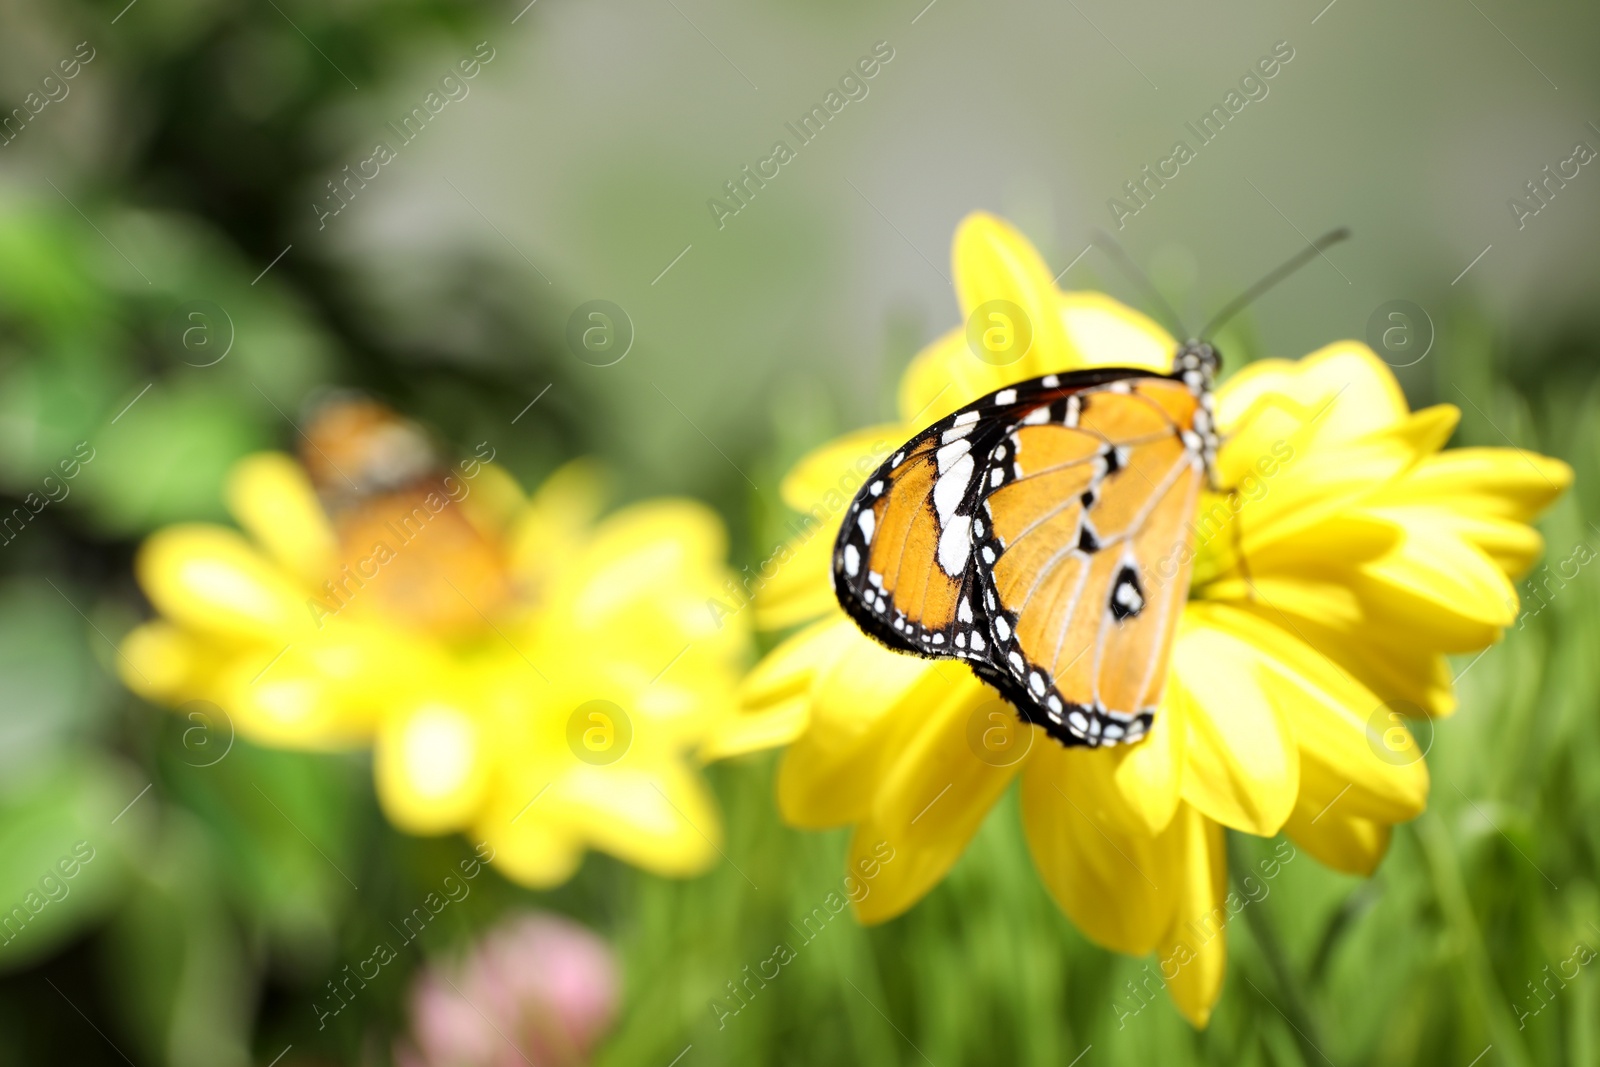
[706,213,1571,1025]
[120,399,749,887]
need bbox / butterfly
[829,228,1350,748]
[300,395,509,634]
[831,344,1219,748]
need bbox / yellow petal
[1158,806,1229,1027]
[1212,567,1505,658]
[779,634,957,829]
[1390,447,1572,524]
[583,498,729,579]
[1312,630,1456,719]
[118,621,202,701]
[1391,511,1546,579]
[897,327,1009,428]
[704,616,849,760]
[700,695,808,762]
[211,632,407,749]
[952,212,1073,380]
[1200,604,1429,822]
[550,760,721,878]
[1296,744,1428,829]
[507,458,610,581]
[1058,291,1174,373]
[1353,520,1518,633]
[626,642,744,743]
[1283,786,1393,876]
[896,227,1184,428]
[476,788,584,888]
[1216,406,1454,563]
[1216,342,1411,446]
[741,615,855,714]
[215,650,361,749]
[848,671,1020,923]
[761,431,895,629]
[1021,748,1181,955]
[458,461,527,537]
[1044,696,1186,839]
[1106,692,1185,836]
[226,453,337,586]
[529,456,610,525]
[778,426,901,514]
[754,523,839,630]
[138,525,314,642]
[1227,513,1399,578]
[555,500,735,660]
[374,701,491,835]
[1173,611,1299,835]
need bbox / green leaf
[0,754,145,975]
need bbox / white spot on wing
[994,388,1017,405]
[857,509,876,544]
[933,453,973,521]
[936,439,971,472]
[937,518,971,576]
[843,543,860,576]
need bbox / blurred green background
[1,0,1597,1062]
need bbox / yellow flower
[706,213,1571,1025]
[120,401,749,887]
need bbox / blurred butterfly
[301,394,509,634]
[831,230,1347,748]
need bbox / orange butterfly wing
[977,377,1205,745]
[833,367,1212,748]
[832,392,1021,659]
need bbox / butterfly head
[1172,340,1220,396]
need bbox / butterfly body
[832,342,1220,748]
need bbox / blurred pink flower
[397,912,619,1067]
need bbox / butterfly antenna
[1088,229,1190,340]
[1199,227,1351,340]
